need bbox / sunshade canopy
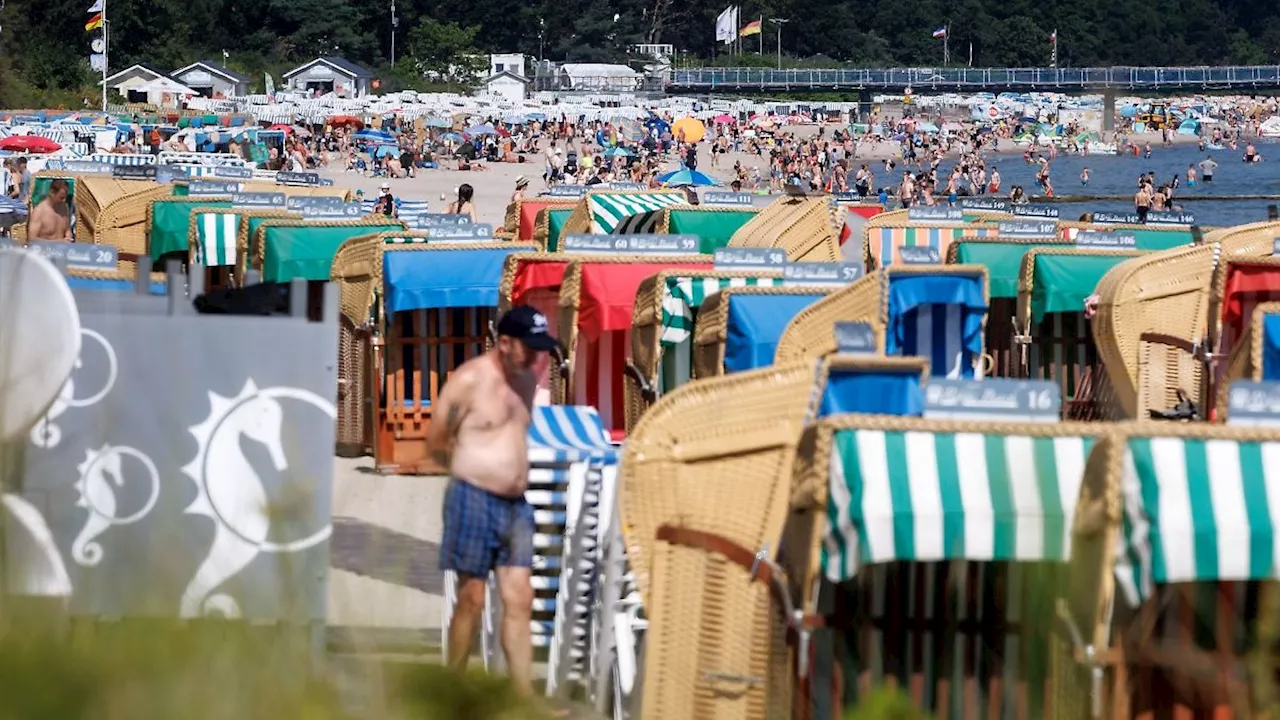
[383,247,522,313]
[724,292,825,372]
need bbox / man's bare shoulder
[443,355,494,393]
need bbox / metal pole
[390,0,396,65]
[101,0,107,112]
[769,18,787,70]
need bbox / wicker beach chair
[727,195,843,262]
[555,255,711,440]
[1063,422,1280,718]
[620,359,818,719]
[240,216,406,283]
[148,195,233,269]
[947,237,1073,378]
[693,285,840,379]
[1090,243,1216,421]
[501,197,579,243]
[328,232,387,454]
[864,221,998,270]
[790,415,1107,719]
[371,241,536,473]
[1016,248,1143,421]
[774,266,990,380]
[625,268,785,431]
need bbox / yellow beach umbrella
[671,116,706,143]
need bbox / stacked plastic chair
[441,405,618,697]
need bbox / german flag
[739,18,761,36]
[85,13,103,31]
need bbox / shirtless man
[429,305,558,698]
[27,179,71,240]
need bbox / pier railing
[668,65,1280,90]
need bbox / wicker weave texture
[622,360,817,719]
[726,196,841,262]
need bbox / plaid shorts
[440,479,534,578]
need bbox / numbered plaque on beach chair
[1065,424,1280,718]
[372,242,534,474]
[804,416,1103,718]
[776,266,989,380]
[1017,248,1140,420]
[626,268,784,430]
[556,256,711,441]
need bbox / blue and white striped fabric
[885,272,988,379]
[91,153,155,166]
[362,198,430,224]
[528,406,618,464]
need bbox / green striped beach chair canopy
[561,190,687,235]
[1108,424,1280,607]
[818,416,1104,583]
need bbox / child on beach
[1187,164,1197,187]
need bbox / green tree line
[2,0,1279,104]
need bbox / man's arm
[424,370,473,468]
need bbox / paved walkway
[327,456,448,646]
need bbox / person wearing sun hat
[511,175,528,202]
[428,304,561,699]
[373,182,396,216]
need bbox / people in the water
[1135,181,1153,223]
[1080,167,1090,185]
[1186,163,1197,187]
[1244,143,1263,163]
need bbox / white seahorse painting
[179,382,288,619]
[72,446,124,566]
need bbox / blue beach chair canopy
[723,293,825,373]
[885,272,987,379]
[820,363,925,417]
[381,246,521,313]
[1264,313,1280,380]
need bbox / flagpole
[759,16,763,54]
[943,25,949,66]
[100,0,107,112]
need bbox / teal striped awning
[824,426,1096,582]
[589,192,684,234]
[1115,435,1280,606]
[660,275,782,346]
[195,210,239,266]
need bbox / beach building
[170,61,250,98]
[101,64,168,102]
[282,57,374,98]
[557,63,641,92]
[483,70,532,103]
[489,53,527,78]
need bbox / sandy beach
[318,124,1197,223]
